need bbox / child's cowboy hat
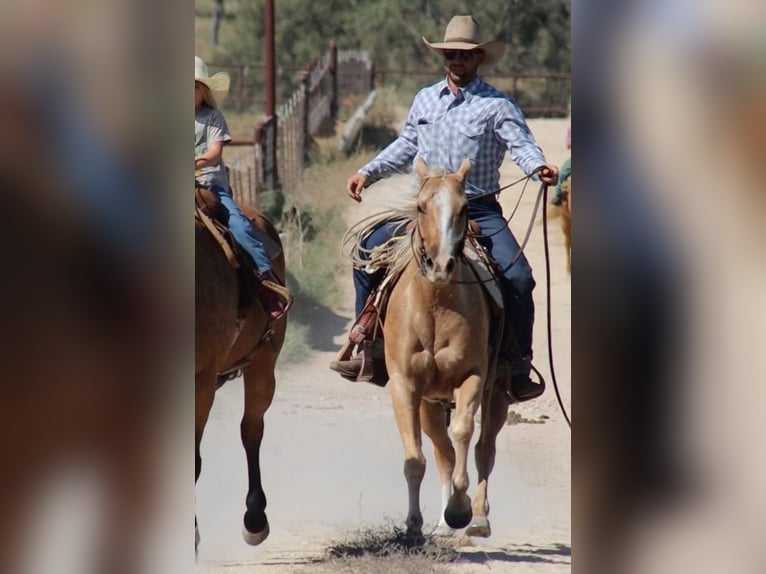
[422,15,505,67]
[195,56,230,104]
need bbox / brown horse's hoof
[242,521,270,546]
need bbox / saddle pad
[464,244,504,309]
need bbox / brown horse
[383,158,511,538]
[195,204,288,550]
[560,179,571,274]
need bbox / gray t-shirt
[195,105,232,190]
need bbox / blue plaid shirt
[360,76,547,199]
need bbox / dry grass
[323,522,463,574]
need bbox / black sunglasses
[443,50,480,62]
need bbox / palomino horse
[195,203,288,549]
[384,158,511,538]
[561,179,571,274]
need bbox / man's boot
[330,302,387,386]
[498,357,545,403]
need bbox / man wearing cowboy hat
[331,15,559,402]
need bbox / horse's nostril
[425,257,433,269]
[445,257,456,274]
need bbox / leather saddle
[194,186,282,318]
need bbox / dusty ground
[195,118,571,573]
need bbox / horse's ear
[455,158,472,183]
[415,157,428,181]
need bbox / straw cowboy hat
[422,15,505,67]
[195,56,230,104]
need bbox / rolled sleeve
[495,100,547,177]
[359,102,419,184]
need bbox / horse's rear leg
[390,377,426,538]
[420,400,456,536]
[239,359,276,546]
[466,386,509,538]
[195,371,217,552]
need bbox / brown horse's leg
[195,371,217,551]
[390,376,426,538]
[420,400,456,536]
[0,473,34,574]
[467,385,509,538]
[445,374,483,530]
[96,424,156,574]
[239,358,276,546]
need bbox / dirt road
[195,119,571,573]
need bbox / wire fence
[216,44,373,207]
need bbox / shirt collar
[437,76,483,103]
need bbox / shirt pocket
[454,122,486,161]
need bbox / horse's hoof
[405,528,426,546]
[432,523,455,537]
[444,507,472,530]
[465,516,492,538]
[242,520,270,546]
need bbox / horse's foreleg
[240,361,276,546]
[467,385,509,538]
[390,377,426,537]
[420,400,456,536]
[446,374,483,529]
[97,423,157,574]
[195,372,217,552]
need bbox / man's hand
[538,164,559,186]
[346,173,368,202]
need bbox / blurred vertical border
[0,0,193,572]
[574,1,766,573]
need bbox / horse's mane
[341,168,451,278]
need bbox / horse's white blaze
[436,187,458,259]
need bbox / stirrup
[504,363,546,403]
[330,339,388,387]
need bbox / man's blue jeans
[352,198,536,360]
[211,185,272,273]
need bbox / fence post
[301,71,310,168]
[237,65,245,113]
[256,116,278,192]
[253,124,264,210]
[370,61,376,91]
[329,41,338,123]
[263,0,281,194]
